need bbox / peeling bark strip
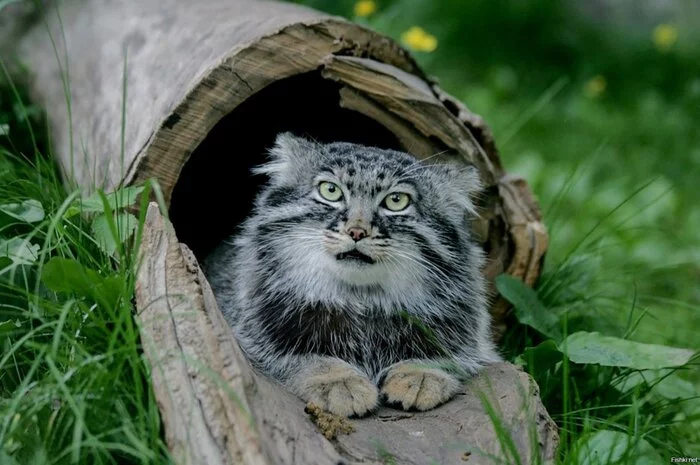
[17,0,545,336]
[136,203,558,465]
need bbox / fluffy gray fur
[203,132,501,417]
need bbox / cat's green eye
[318,181,343,201]
[383,192,411,211]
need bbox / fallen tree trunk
[13,1,557,462]
[16,0,548,337]
[136,203,559,465]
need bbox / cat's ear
[455,164,482,197]
[253,132,317,182]
[441,163,483,217]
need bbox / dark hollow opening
[169,70,403,259]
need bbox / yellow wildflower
[401,26,438,53]
[584,75,607,98]
[354,0,377,18]
[652,24,678,53]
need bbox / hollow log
[136,203,559,465]
[14,0,548,337]
[11,1,558,462]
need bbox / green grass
[0,71,173,463]
[2,0,700,463]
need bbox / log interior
[170,70,403,258]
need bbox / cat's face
[250,133,482,289]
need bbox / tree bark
[136,203,559,465]
[15,0,548,337]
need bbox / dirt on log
[14,0,548,338]
[136,203,559,465]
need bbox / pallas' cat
[204,132,500,417]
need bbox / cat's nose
[346,226,368,242]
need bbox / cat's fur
[203,132,501,417]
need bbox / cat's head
[250,132,483,288]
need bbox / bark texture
[136,203,559,465]
[16,0,548,337]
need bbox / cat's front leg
[282,355,379,417]
[378,359,463,411]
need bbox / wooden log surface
[135,203,559,465]
[15,0,417,194]
[12,0,548,338]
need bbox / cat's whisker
[387,249,458,293]
[384,150,447,181]
[383,253,424,288]
[393,150,453,180]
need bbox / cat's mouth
[336,249,375,265]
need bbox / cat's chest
[271,305,446,364]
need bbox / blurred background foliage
[293,0,700,351]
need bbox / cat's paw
[380,361,462,411]
[295,364,378,417]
